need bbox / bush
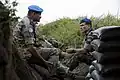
[39,14,120,49]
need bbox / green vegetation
[39,14,120,48]
[2,0,19,26]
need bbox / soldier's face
[80,22,90,34]
[32,12,41,22]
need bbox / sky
[7,0,120,24]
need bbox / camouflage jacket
[13,16,36,48]
[83,28,93,52]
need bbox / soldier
[80,18,93,51]
[13,5,55,79]
[80,18,93,36]
[67,18,93,69]
[64,18,94,80]
[0,2,44,80]
[13,5,62,80]
[13,5,43,47]
[13,5,46,62]
[14,4,60,64]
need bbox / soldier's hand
[74,48,86,56]
[27,46,52,70]
[75,48,86,53]
[27,46,40,58]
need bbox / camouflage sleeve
[13,21,25,44]
[83,32,93,52]
[13,18,35,46]
[83,42,92,52]
[20,20,35,45]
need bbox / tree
[2,0,19,26]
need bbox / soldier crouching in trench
[69,18,94,70]
[13,5,61,80]
[60,18,95,80]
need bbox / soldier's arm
[83,32,94,54]
[27,46,51,70]
[20,19,35,45]
[75,38,93,56]
[83,43,92,53]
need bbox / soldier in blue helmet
[13,5,43,48]
[80,18,93,36]
[28,5,43,22]
[65,18,94,79]
[68,18,93,68]
[79,18,93,51]
[13,5,51,79]
[13,5,62,80]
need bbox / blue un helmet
[80,18,92,26]
[28,5,43,13]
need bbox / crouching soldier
[65,18,95,80]
[13,5,58,80]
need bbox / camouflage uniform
[13,16,35,47]
[13,16,52,80]
[13,16,60,63]
[13,16,36,60]
[64,28,94,79]
[83,28,93,52]
[66,28,93,68]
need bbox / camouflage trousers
[17,46,61,80]
[61,53,93,78]
[18,47,60,64]
[36,47,60,63]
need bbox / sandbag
[71,63,89,76]
[89,78,94,80]
[91,39,120,52]
[91,70,120,80]
[89,65,95,73]
[85,73,91,80]
[92,60,120,77]
[92,51,120,64]
[92,61,102,73]
[91,26,120,41]
[91,70,103,80]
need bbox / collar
[85,28,93,36]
